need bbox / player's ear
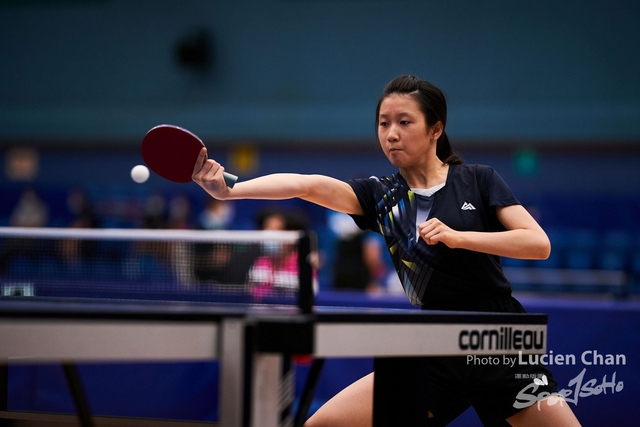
[430,121,444,141]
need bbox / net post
[297,232,314,314]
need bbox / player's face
[377,94,434,169]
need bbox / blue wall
[2,145,639,234]
[1,0,639,143]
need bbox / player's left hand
[418,218,460,248]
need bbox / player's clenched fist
[418,218,461,248]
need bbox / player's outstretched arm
[192,147,363,215]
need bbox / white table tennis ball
[131,165,150,183]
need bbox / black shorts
[421,293,560,426]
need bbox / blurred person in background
[192,198,237,284]
[247,206,311,299]
[10,188,49,228]
[197,197,235,230]
[167,193,192,229]
[142,192,168,229]
[2,188,49,275]
[66,188,99,228]
[328,210,388,292]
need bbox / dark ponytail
[375,74,463,165]
[436,132,462,165]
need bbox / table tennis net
[0,227,312,306]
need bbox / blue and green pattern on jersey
[375,175,440,305]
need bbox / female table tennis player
[192,75,581,427]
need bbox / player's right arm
[192,148,363,215]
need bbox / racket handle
[223,172,238,188]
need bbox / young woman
[192,75,581,427]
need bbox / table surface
[0,295,549,427]
[0,295,547,323]
[0,295,547,360]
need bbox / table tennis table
[0,296,548,427]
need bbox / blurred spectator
[3,189,49,277]
[59,189,99,265]
[192,198,237,284]
[66,188,99,228]
[143,192,168,229]
[10,188,49,227]
[247,206,313,298]
[328,211,388,292]
[197,197,235,230]
[167,193,192,229]
[255,206,309,232]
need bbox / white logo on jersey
[461,202,476,211]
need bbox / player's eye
[400,120,410,125]
[379,121,389,127]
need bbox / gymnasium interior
[1,1,639,426]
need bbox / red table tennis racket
[141,124,238,187]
